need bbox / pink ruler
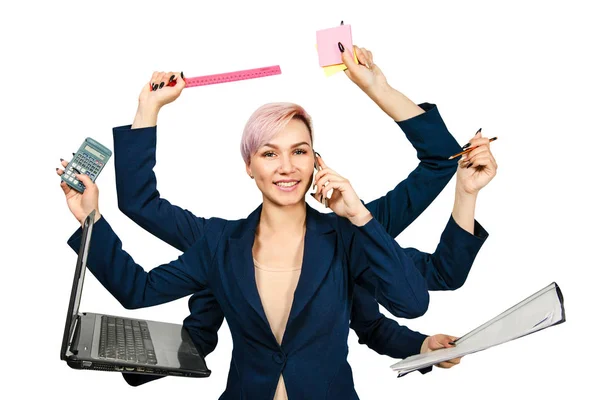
[183,65,282,88]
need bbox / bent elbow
[119,296,143,310]
[448,277,467,290]
[117,198,137,218]
[393,291,429,319]
[411,290,430,318]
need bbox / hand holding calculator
[61,138,112,192]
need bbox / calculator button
[68,177,74,182]
[73,179,79,185]
[81,168,86,173]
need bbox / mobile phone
[61,137,112,192]
[313,151,329,208]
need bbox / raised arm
[113,71,208,251]
[340,44,461,237]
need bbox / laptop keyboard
[98,316,157,365]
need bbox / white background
[2,0,598,398]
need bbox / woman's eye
[294,149,307,155]
[263,152,275,157]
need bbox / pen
[448,137,498,160]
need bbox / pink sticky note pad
[316,25,353,67]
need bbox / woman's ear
[246,163,254,179]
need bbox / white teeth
[276,181,298,187]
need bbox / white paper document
[390,282,565,377]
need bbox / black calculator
[62,137,112,192]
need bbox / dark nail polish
[340,20,344,25]
[338,42,345,52]
[467,163,473,168]
[181,71,185,79]
[476,128,482,134]
[159,82,165,89]
[462,143,471,150]
[72,153,75,156]
[56,167,59,171]
[169,74,175,82]
[60,158,64,161]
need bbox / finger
[315,170,342,198]
[166,71,177,87]
[319,178,348,200]
[150,71,160,90]
[75,173,96,190]
[177,71,186,88]
[315,154,327,170]
[156,71,167,90]
[316,173,344,197]
[61,159,69,168]
[354,46,370,68]
[314,167,340,187]
[365,49,373,66]
[463,143,490,160]
[436,361,454,369]
[56,167,64,176]
[59,180,72,196]
[447,357,462,364]
[475,128,482,138]
[465,137,491,150]
[440,336,456,348]
[340,43,359,73]
[467,154,494,170]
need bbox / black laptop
[60,210,211,378]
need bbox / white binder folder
[390,282,565,377]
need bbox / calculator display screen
[85,145,105,160]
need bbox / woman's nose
[278,156,295,172]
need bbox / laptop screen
[60,210,96,360]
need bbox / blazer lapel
[285,205,336,332]
[228,204,271,328]
[228,203,337,344]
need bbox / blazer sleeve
[350,284,427,358]
[343,217,429,319]
[364,103,461,238]
[113,125,207,252]
[405,215,489,290]
[66,216,213,310]
[183,288,225,357]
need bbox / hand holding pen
[455,129,498,196]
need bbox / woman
[59,46,497,397]
[103,44,493,374]
[62,119,433,400]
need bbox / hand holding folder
[391,282,566,377]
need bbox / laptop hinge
[67,314,81,357]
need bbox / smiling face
[246,117,315,208]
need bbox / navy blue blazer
[68,202,430,399]
[111,103,488,371]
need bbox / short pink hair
[240,102,313,165]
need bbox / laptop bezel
[60,210,96,360]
